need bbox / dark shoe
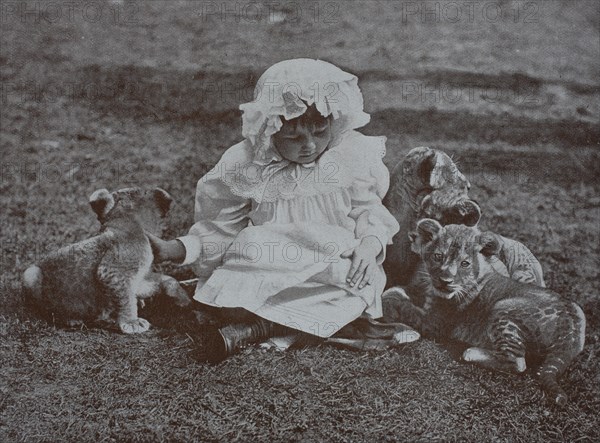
[195,325,229,364]
[192,318,280,364]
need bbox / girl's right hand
[340,236,382,289]
[145,232,186,264]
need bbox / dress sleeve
[347,135,400,264]
[177,144,252,278]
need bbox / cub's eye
[460,260,471,268]
[433,253,443,262]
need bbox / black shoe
[191,319,279,364]
[190,325,229,364]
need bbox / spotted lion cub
[385,219,586,406]
[23,187,191,333]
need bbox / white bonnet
[239,58,371,165]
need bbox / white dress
[178,130,400,338]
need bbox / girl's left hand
[340,236,382,289]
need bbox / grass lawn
[1,1,599,441]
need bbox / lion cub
[383,219,586,406]
[23,187,191,333]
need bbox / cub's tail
[23,265,43,304]
[537,358,569,407]
[537,302,586,407]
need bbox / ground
[1,0,599,441]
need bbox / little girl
[151,59,400,361]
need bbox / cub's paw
[463,347,527,373]
[381,287,425,328]
[382,287,410,301]
[381,288,410,322]
[462,347,489,363]
[119,317,150,334]
[162,278,192,307]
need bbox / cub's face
[89,187,173,235]
[401,147,470,193]
[399,147,480,226]
[411,219,499,308]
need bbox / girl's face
[272,106,332,164]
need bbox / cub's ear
[418,194,433,216]
[437,199,482,227]
[416,218,443,243]
[478,232,501,257]
[153,187,173,216]
[408,231,421,254]
[417,149,437,186]
[89,189,115,220]
[461,200,482,227]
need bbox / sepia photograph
[1,0,599,441]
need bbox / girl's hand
[145,232,186,264]
[340,236,382,289]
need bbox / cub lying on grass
[383,219,586,406]
[23,187,191,333]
